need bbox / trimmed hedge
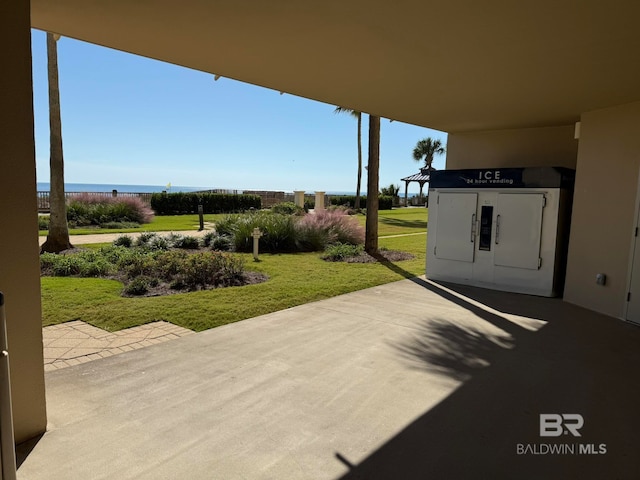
[150,192,261,215]
[329,195,393,210]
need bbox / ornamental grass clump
[296,210,365,247]
[215,212,297,253]
[214,210,364,253]
[66,194,154,227]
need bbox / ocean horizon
[36,183,424,198]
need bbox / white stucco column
[293,190,305,208]
[0,0,48,443]
[314,191,326,211]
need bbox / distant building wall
[243,190,285,208]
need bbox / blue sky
[30,29,447,193]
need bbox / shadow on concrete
[336,280,640,480]
[16,434,43,468]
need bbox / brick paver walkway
[43,320,194,372]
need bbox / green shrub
[211,235,233,252]
[172,235,200,249]
[271,202,304,216]
[330,195,366,209]
[40,252,59,273]
[202,232,233,251]
[40,243,249,294]
[149,235,170,250]
[123,251,157,279]
[379,195,393,210]
[153,250,189,280]
[134,232,158,247]
[150,192,261,215]
[79,258,113,277]
[201,232,216,247]
[329,195,392,210]
[124,277,150,296]
[50,256,84,276]
[113,235,133,247]
[321,243,365,261]
[38,215,50,230]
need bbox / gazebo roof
[401,171,430,183]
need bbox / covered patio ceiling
[31,1,640,133]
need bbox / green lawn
[376,207,428,236]
[40,208,428,332]
[39,214,227,236]
[40,208,428,237]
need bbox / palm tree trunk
[365,115,380,254]
[41,33,72,253]
[355,113,362,211]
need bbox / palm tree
[412,137,446,171]
[334,107,363,210]
[365,115,380,254]
[41,33,72,253]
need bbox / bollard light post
[252,228,263,261]
[198,204,204,231]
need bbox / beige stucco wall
[564,102,640,318]
[446,125,578,170]
[1,0,48,442]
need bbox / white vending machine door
[435,193,478,262]
[494,193,544,270]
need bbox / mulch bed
[330,250,415,263]
[121,271,269,298]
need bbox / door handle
[471,213,476,242]
[495,214,501,244]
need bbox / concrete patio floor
[17,277,640,479]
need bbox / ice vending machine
[426,167,575,297]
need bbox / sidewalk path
[38,227,213,246]
[379,231,427,239]
[40,226,427,246]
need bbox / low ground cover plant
[215,210,365,253]
[321,244,415,263]
[40,234,263,296]
[321,243,365,261]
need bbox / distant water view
[36,183,209,193]
[36,183,422,198]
